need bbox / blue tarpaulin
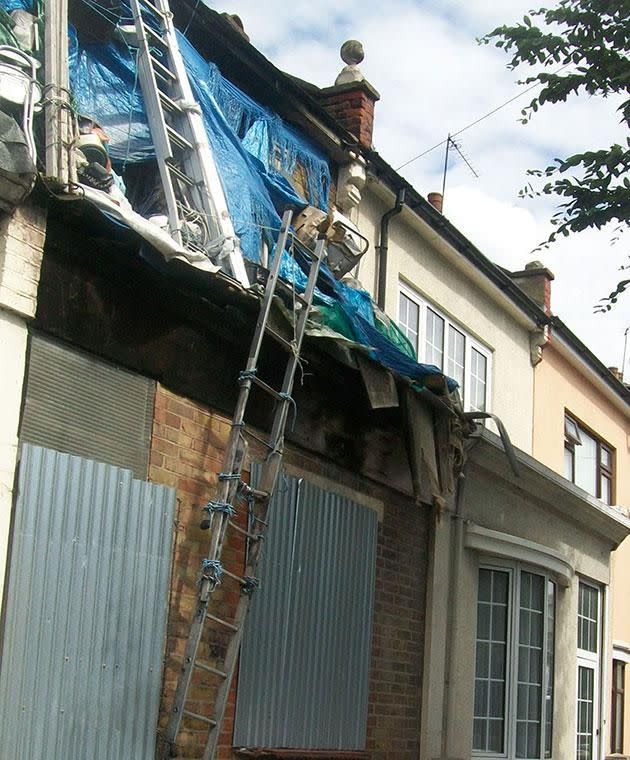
[2,5,456,392]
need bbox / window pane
[470,347,488,412]
[398,292,419,358]
[574,430,597,497]
[578,584,599,653]
[474,569,509,753]
[425,308,445,369]
[516,572,544,758]
[600,446,612,469]
[600,475,612,506]
[447,325,465,391]
[577,666,595,760]
[612,660,625,754]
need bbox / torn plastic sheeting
[0,0,31,12]
[79,183,221,272]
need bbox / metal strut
[127,0,249,286]
[160,208,327,759]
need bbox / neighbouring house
[518,262,630,760]
[0,3,628,760]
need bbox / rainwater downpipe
[376,187,406,310]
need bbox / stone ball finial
[340,40,364,66]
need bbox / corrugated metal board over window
[234,468,377,750]
[0,444,176,760]
[20,333,155,478]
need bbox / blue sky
[204,0,629,373]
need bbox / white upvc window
[576,581,602,760]
[473,563,556,759]
[398,283,492,411]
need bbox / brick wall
[0,202,46,319]
[150,384,428,760]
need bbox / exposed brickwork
[367,500,426,760]
[150,384,245,760]
[151,384,427,760]
[318,83,379,148]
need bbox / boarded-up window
[234,470,378,750]
[20,333,155,478]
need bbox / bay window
[473,564,556,758]
[576,581,602,760]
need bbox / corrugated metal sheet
[234,467,377,750]
[20,333,155,479]
[0,444,176,760]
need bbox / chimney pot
[427,192,443,213]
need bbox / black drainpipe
[376,187,406,310]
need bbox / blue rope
[238,369,258,383]
[201,559,224,584]
[218,472,241,482]
[241,576,259,595]
[203,500,236,518]
[279,392,298,431]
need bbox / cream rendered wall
[0,203,46,605]
[355,185,536,453]
[533,344,630,756]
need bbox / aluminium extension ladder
[128,0,249,285]
[160,210,327,760]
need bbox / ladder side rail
[152,0,249,285]
[128,0,183,245]
[259,236,326,498]
[203,210,293,564]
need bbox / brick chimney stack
[317,40,380,149]
[427,192,443,213]
[510,260,554,315]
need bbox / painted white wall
[355,184,536,454]
[0,203,46,603]
[0,314,29,599]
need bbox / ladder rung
[250,375,284,402]
[139,0,167,21]
[150,53,176,82]
[228,519,263,541]
[221,567,246,584]
[158,89,183,113]
[194,661,228,679]
[206,612,238,632]
[145,22,168,48]
[183,709,216,726]
[275,277,308,306]
[166,124,193,151]
[166,160,196,186]
[265,325,296,353]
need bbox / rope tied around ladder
[218,472,241,482]
[203,500,236,518]
[201,559,224,585]
[241,576,259,595]
[238,369,257,384]
[278,392,297,431]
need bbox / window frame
[473,559,556,760]
[611,659,625,755]
[576,581,603,760]
[563,413,615,505]
[398,282,492,412]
